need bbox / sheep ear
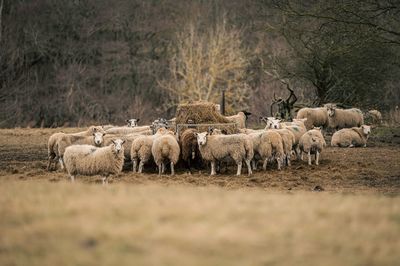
[126,119,130,123]
[111,140,116,145]
[122,140,126,144]
[93,127,98,132]
[136,119,140,122]
[103,133,106,136]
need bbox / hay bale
[176,101,230,124]
[175,101,237,134]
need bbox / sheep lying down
[63,139,125,185]
[331,125,371,148]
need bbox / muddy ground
[1,127,399,194]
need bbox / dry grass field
[0,127,400,265]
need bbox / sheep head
[361,125,371,135]
[196,132,208,146]
[93,132,105,146]
[264,117,281,129]
[111,139,125,154]
[126,119,139,127]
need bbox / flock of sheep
[47,104,378,184]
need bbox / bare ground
[0,127,399,194]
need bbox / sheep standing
[225,111,251,129]
[326,105,364,130]
[299,128,326,166]
[271,129,295,166]
[63,139,125,184]
[296,107,328,130]
[103,133,142,159]
[180,129,201,173]
[56,131,105,169]
[105,126,152,135]
[130,128,170,173]
[248,131,284,171]
[152,133,180,175]
[47,126,104,171]
[196,132,253,176]
[331,125,371,148]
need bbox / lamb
[47,126,105,171]
[130,128,171,173]
[180,128,201,173]
[296,107,329,130]
[225,111,252,129]
[248,131,284,171]
[55,131,106,170]
[368,110,382,125]
[326,104,364,130]
[152,133,181,175]
[196,132,254,176]
[299,128,326,165]
[331,125,371,148]
[63,139,125,184]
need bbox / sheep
[296,107,328,130]
[248,131,284,171]
[368,110,383,125]
[271,128,296,167]
[225,111,252,129]
[331,125,371,148]
[180,128,202,173]
[326,104,364,130]
[264,117,306,159]
[47,126,105,171]
[55,131,106,170]
[105,126,152,135]
[63,139,125,184]
[152,133,181,175]
[103,133,143,159]
[196,132,254,176]
[130,128,171,173]
[299,128,326,166]
[126,118,140,127]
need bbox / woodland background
[1,0,399,127]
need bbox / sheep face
[126,119,139,127]
[196,132,209,146]
[362,125,371,135]
[93,132,105,146]
[327,106,336,117]
[265,117,281,129]
[112,139,125,154]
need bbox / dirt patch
[0,127,399,194]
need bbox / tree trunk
[0,0,3,43]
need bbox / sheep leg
[316,151,320,166]
[170,162,175,176]
[251,159,257,171]
[300,152,304,161]
[138,161,144,173]
[277,157,282,170]
[308,151,312,165]
[158,163,162,175]
[132,158,137,173]
[70,175,75,183]
[287,155,291,166]
[246,160,252,176]
[47,156,53,171]
[210,161,216,175]
[59,157,64,169]
[236,161,242,176]
[161,162,166,174]
[102,176,108,185]
[262,159,268,171]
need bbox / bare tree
[160,17,250,114]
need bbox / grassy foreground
[0,180,399,266]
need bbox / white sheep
[196,132,254,176]
[151,133,181,175]
[331,125,371,148]
[299,128,326,166]
[103,133,142,159]
[130,128,170,173]
[326,104,364,130]
[271,128,296,166]
[264,117,306,159]
[105,126,152,135]
[55,131,106,170]
[248,131,284,171]
[47,126,104,171]
[296,107,328,130]
[225,111,251,129]
[63,139,125,184]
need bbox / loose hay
[175,101,238,134]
